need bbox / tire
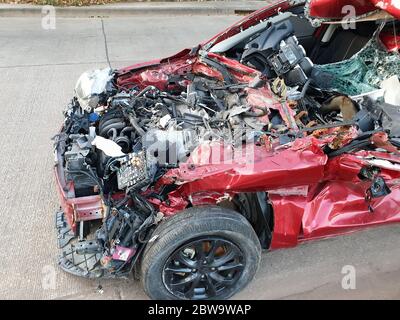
[140,206,261,300]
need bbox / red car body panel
[54,167,103,232]
[154,142,400,248]
[54,0,400,245]
[370,0,400,19]
[308,0,400,19]
[269,194,307,248]
[380,31,400,52]
[201,1,293,49]
[308,0,377,19]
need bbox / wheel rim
[162,237,245,300]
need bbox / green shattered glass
[314,37,400,96]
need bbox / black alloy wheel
[140,206,262,300]
[162,237,245,299]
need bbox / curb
[0,2,266,17]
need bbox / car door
[302,152,400,238]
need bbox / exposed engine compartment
[53,11,400,278]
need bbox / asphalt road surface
[0,16,399,300]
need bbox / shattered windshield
[315,33,400,96]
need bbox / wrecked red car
[53,0,400,300]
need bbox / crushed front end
[53,9,400,279]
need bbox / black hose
[128,115,146,136]
[99,121,125,137]
[99,117,124,134]
[103,155,126,177]
[120,126,134,136]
